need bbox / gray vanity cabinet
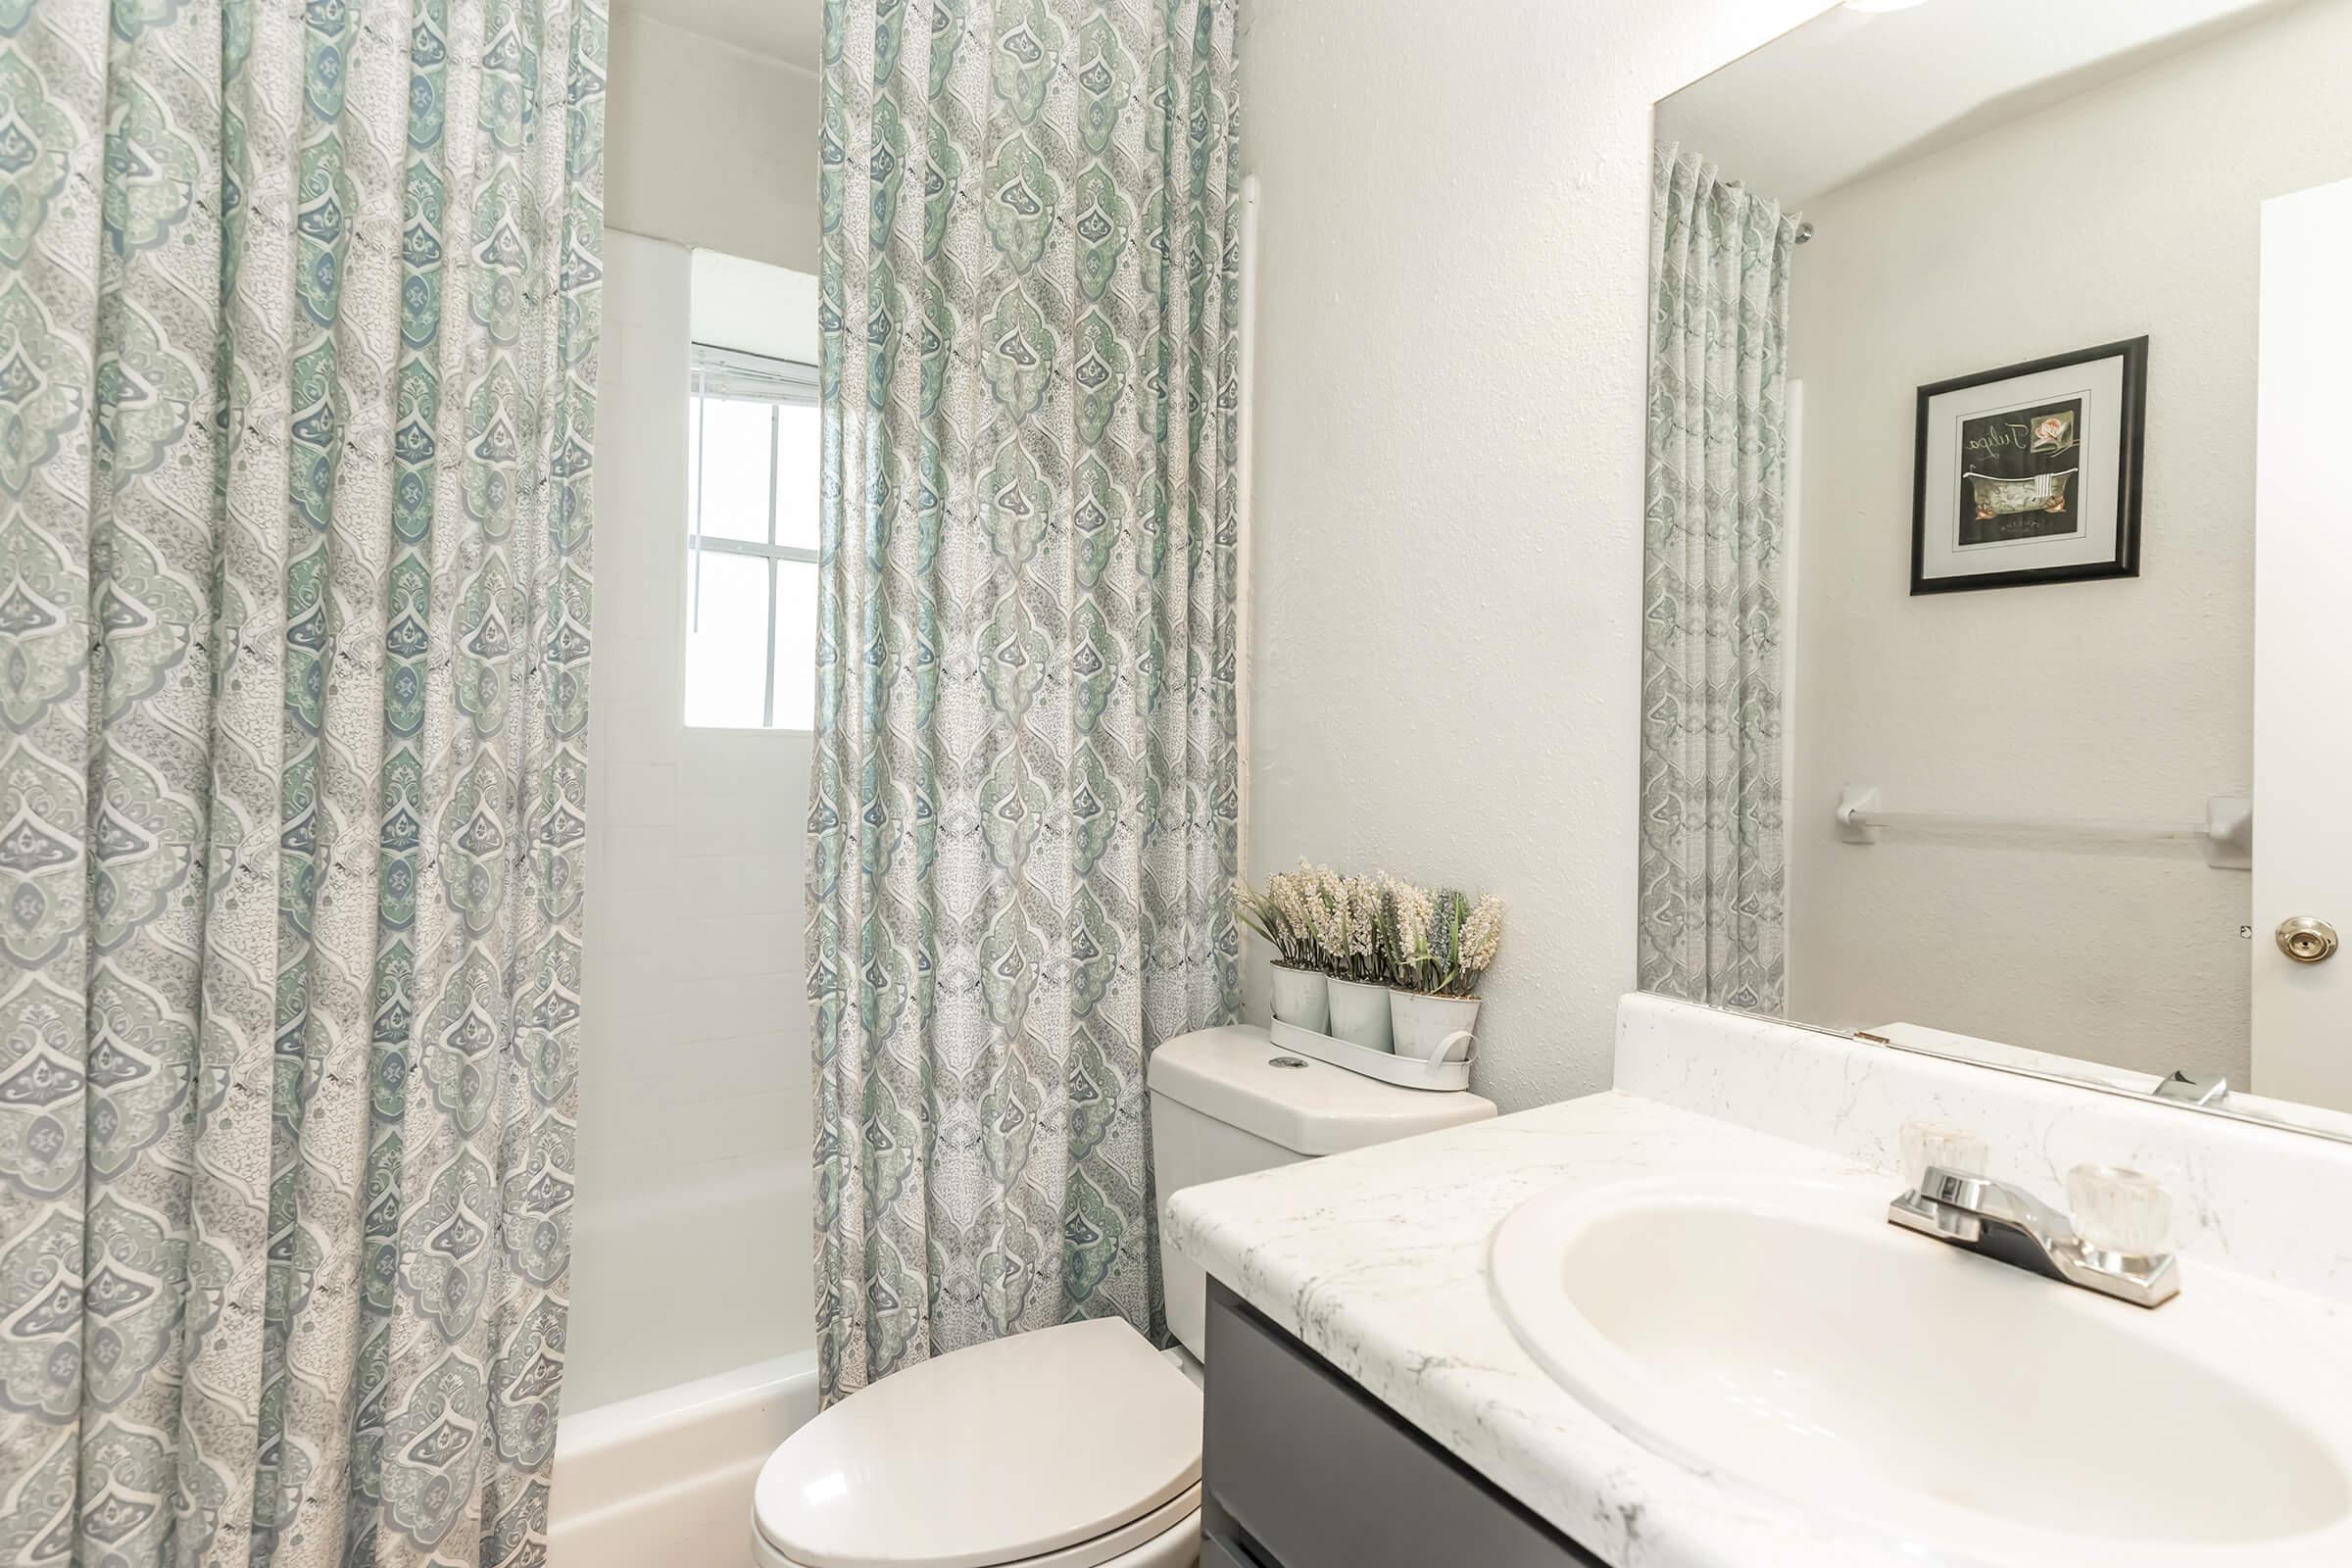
[1200,1281,1608,1568]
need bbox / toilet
[751,1024,1496,1568]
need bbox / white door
[2253,176,2352,1111]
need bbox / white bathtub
[554,1157,814,1565]
[551,1349,818,1567]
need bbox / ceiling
[612,0,821,71]
[1658,0,2310,209]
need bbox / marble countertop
[1162,1087,2352,1568]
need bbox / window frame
[688,343,819,731]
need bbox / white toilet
[751,1024,1495,1568]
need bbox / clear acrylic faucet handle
[1900,1119,1986,1189]
[2066,1164,2173,1257]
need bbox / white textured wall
[569,231,813,1410]
[1785,2,2352,1082]
[606,11,819,271]
[1238,0,1823,1112]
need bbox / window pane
[685,550,770,728]
[772,559,818,731]
[686,392,703,536]
[694,395,774,544]
[773,403,820,551]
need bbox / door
[2253,175,2352,1111]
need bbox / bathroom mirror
[1638,0,2352,1135]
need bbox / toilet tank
[1148,1025,1496,1360]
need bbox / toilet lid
[754,1319,1202,1568]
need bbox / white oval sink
[1490,1172,2352,1563]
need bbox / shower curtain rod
[1716,177,1814,242]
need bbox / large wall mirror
[1639,0,2352,1132]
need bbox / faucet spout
[1889,1164,2180,1308]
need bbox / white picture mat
[1920,354,2126,580]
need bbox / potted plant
[1319,871,1394,1052]
[1235,865,1328,1032]
[1380,878,1504,1063]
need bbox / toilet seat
[754,1493,1200,1568]
[752,1319,1203,1568]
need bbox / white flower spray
[1341,874,1382,981]
[1458,895,1505,982]
[1302,861,1349,963]
[1375,875,1503,996]
[1240,864,1504,996]
[1234,871,1317,968]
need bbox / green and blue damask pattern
[811,0,1243,1402]
[0,0,604,1563]
[1638,146,1798,1015]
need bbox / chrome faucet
[2153,1067,2230,1107]
[1889,1165,2180,1308]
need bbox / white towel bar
[1835,786,2251,870]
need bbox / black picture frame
[1909,335,2147,595]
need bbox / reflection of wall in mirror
[1784,0,2352,1086]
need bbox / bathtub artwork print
[1910,336,2146,594]
[1957,397,2081,545]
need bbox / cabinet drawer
[1200,1534,1255,1568]
[1202,1282,1603,1568]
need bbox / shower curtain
[811,0,1241,1403]
[1639,146,1800,1015]
[0,2,603,1564]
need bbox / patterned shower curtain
[0,2,602,1564]
[811,0,1241,1403]
[1638,146,1799,1015]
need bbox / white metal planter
[1269,963,1330,1034]
[1390,990,1479,1064]
[1325,977,1396,1053]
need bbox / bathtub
[551,1350,817,1566]
[553,1159,814,1565]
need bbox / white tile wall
[566,231,814,1413]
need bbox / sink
[1489,1172,2352,1563]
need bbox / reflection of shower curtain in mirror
[1639,147,1801,1013]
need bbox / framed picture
[1910,336,2147,594]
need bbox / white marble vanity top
[1164,997,2352,1567]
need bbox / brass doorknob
[2277,916,2339,964]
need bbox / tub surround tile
[1166,995,2352,1567]
[574,231,815,1411]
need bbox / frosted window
[696,397,774,544]
[772,561,819,732]
[685,345,820,730]
[685,552,769,729]
[773,404,821,551]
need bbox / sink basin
[1490,1172,2352,1563]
